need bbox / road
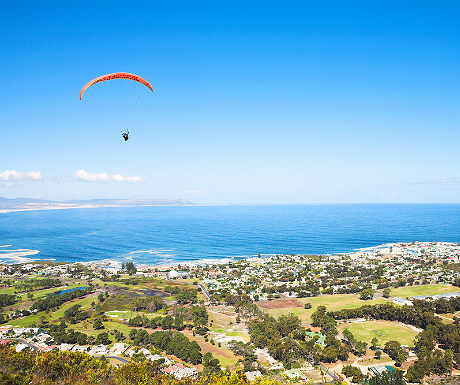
[165,271,211,302]
[320,362,339,382]
[105,355,129,364]
[198,284,211,302]
[15,338,40,351]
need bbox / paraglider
[80,72,153,141]
[79,72,153,100]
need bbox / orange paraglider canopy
[79,72,153,100]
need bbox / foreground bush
[0,344,280,385]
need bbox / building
[108,343,127,356]
[368,366,395,377]
[284,369,307,381]
[88,345,109,356]
[245,371,262,381]
[59,343,74,351]
[392,297,413,306]
[15,343,29,352]
[306,331,326,346]
[163,363,197,379]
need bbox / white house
[392,297,413,306]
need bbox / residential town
[1,241,460,384]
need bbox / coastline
[2,241,459,268]
[2,202,459,214]
[0,203,197,214]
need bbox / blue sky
[1,0,459,203]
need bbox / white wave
[128,249,173,255]
[0,248,41,264]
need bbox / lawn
[67,319,132,339]
[50,293,98,321]
[226,332,243,337]
[389,283,458,298]
[103,321,132,335]
[6,292,98,327]
[339,321,418,346]
[7,313,43,327]
[258,294,389,325]
[17,282,85,301]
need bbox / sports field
[388,283,457,298]
[258,294,389,324]
[339,320,418,346]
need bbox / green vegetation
[121,261,137,275]
[18,282,85,301]
[259,294,388,324]
[0,293,16,308]
[339,321,418,346]
[389,283,457,298]
[0,344,278,385]
[13,278,62,293]
[31,287,94,312]
[342,365,363,383]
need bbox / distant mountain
[65,198,193,206]
[0,197,194,213]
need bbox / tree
[304,302,312,309]
[444,349,453,374]
[129,329,137,340]
[384,341,402,360]
[395,352,406,366]
[368,369,405,385]
[405,365,424,383]
[371,337,379,349]
[342,364,363,383]
[202,352,221,374]
[277,313,302,337]
[114,330,125,342]
[189,348,202,365]
[355,341,368,356]
[125,262,137,275]
[96,332,111,345]
[383,288,391,298]
[360,287,375,300]
[93,319,104,330]
[375,350,382,359]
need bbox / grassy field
[67,320,132,340]
[50,294,98,321]
[389,283,457,298]
[7,313,43,327]
[18,282,86,301]
[339,321,418,346]
[7,293,98,327]
[258,294,389,325]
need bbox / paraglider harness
[121,131,129,141]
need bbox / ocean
[0,204,459,265]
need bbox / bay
[0,204,459,265]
